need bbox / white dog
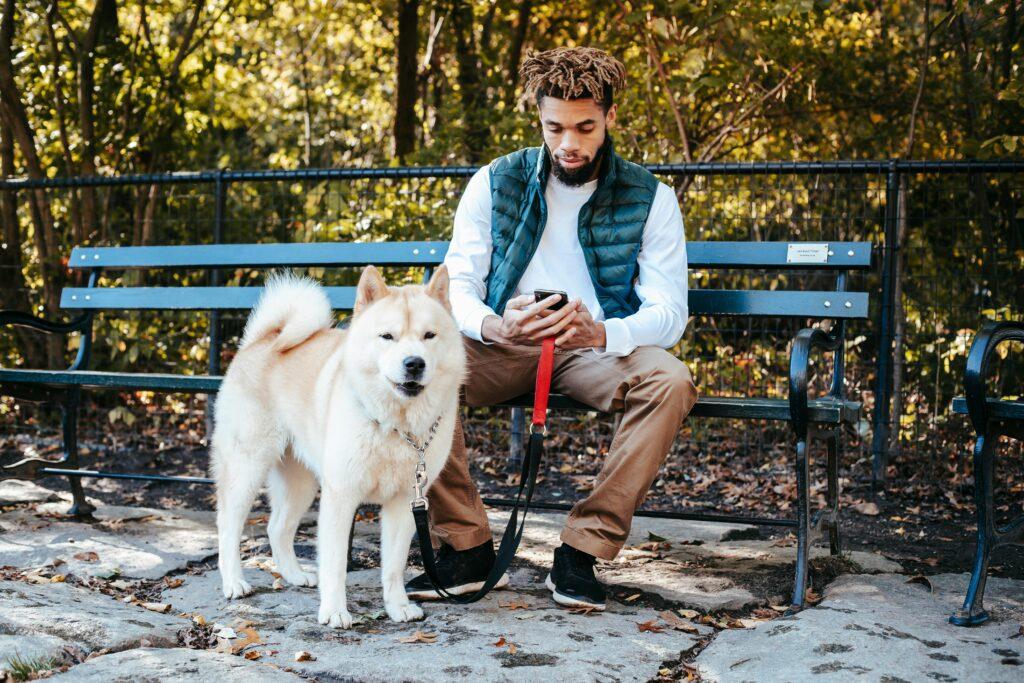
[211,264,465,628]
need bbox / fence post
[206,171,227,432]
[871,160,900,484]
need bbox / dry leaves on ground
[397,631,438,644]
[658,611,700,633]
[637,619,666,633]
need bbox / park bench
[948,320,1024,626]
[0,239,872,608]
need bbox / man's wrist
[481,314,504,343]
[594,321,607,350]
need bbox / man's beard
[547,139,607,186]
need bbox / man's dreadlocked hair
[519,47,626,112]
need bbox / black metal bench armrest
[789,326,843,436]
[0,309,92,335]
[964,320,1024,433]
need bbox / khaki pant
[427,338,698,561]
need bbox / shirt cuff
[593,318,636,357]
[462,307,497,345]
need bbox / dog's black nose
[403,356,426,377]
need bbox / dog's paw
[386,601,425,623]
[281,569,318,588]
[318,606,353,629]
[221,577,253,599]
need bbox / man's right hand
[481,293,579,345]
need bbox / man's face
[538,96,617,186]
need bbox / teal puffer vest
[484,139,660,319]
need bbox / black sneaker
[405,540,509,600]
[546,543,607,611]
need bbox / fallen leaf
[493,637,507,647]
[921,557,940,567]
[905,575,933,592]
[73,551,99,562]
[243,650,261,661]
[163,577,184,589]
[647,531,668,542]
[49,574,66,583]
[508,643,517,655]
[852,501,880,516]
[567,606,600,615]
[804,590,822,605]
[498,600,530,610]
[398,631,438,644]
[294,650,316,662]
[769,604,789,612]
[637,619,665,633]
[658,611,699,633]
[677,608,700,619]
[141,602,171,613]
[624,593,642,602]
[232,627,260,654]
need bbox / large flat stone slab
[0,504,219,579]
[159,561,709,683]
[0,580,185,670]
[48,648,302,682]
[0,480,60,506]
[695,572,1024,682]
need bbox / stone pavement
[0,479,1021,682]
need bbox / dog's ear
[425,264,451,311]
[355,265,390,315]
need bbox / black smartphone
[534,289,569,311]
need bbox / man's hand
[481,293,579,345]
[545,300,606,349]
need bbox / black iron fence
[1,160,1022,488]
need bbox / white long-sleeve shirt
[444,164,689,357]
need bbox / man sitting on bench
[405,47,697,612]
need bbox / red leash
[532,337,556,431]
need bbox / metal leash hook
[402,416,440,511]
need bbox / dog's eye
[379,333,394,341]
[424,331,436,340]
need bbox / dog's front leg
[380,497,425,622]
[317,485,359,628]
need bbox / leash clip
[412,460,429,510]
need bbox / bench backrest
[63,241,872,320]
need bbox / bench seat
[0,368,860,423]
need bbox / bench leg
[61,386,94,518]
[790,433,811,611]
[825,428,842,556]
[950,428,997,626]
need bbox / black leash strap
[411,337,555,603]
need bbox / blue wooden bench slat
[60,287,870,319]
[951,396,1024,420]
[68,241,872,271]
[0,368,859,424]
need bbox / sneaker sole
[406,574,510,601]
[545,574,607,611]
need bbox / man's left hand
[541,299,606,349]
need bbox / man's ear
[425,265,451,311]
[605,103,617,130]
[355,265,390,315]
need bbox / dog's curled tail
[240,272,333,352]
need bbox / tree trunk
[505,0,532,100]
[394,0,420,161]
[0,0,63,319]
[450,0,486,161]
[0,115,45,367]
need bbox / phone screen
[534,289,569,311]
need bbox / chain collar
[403,416,441,511]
